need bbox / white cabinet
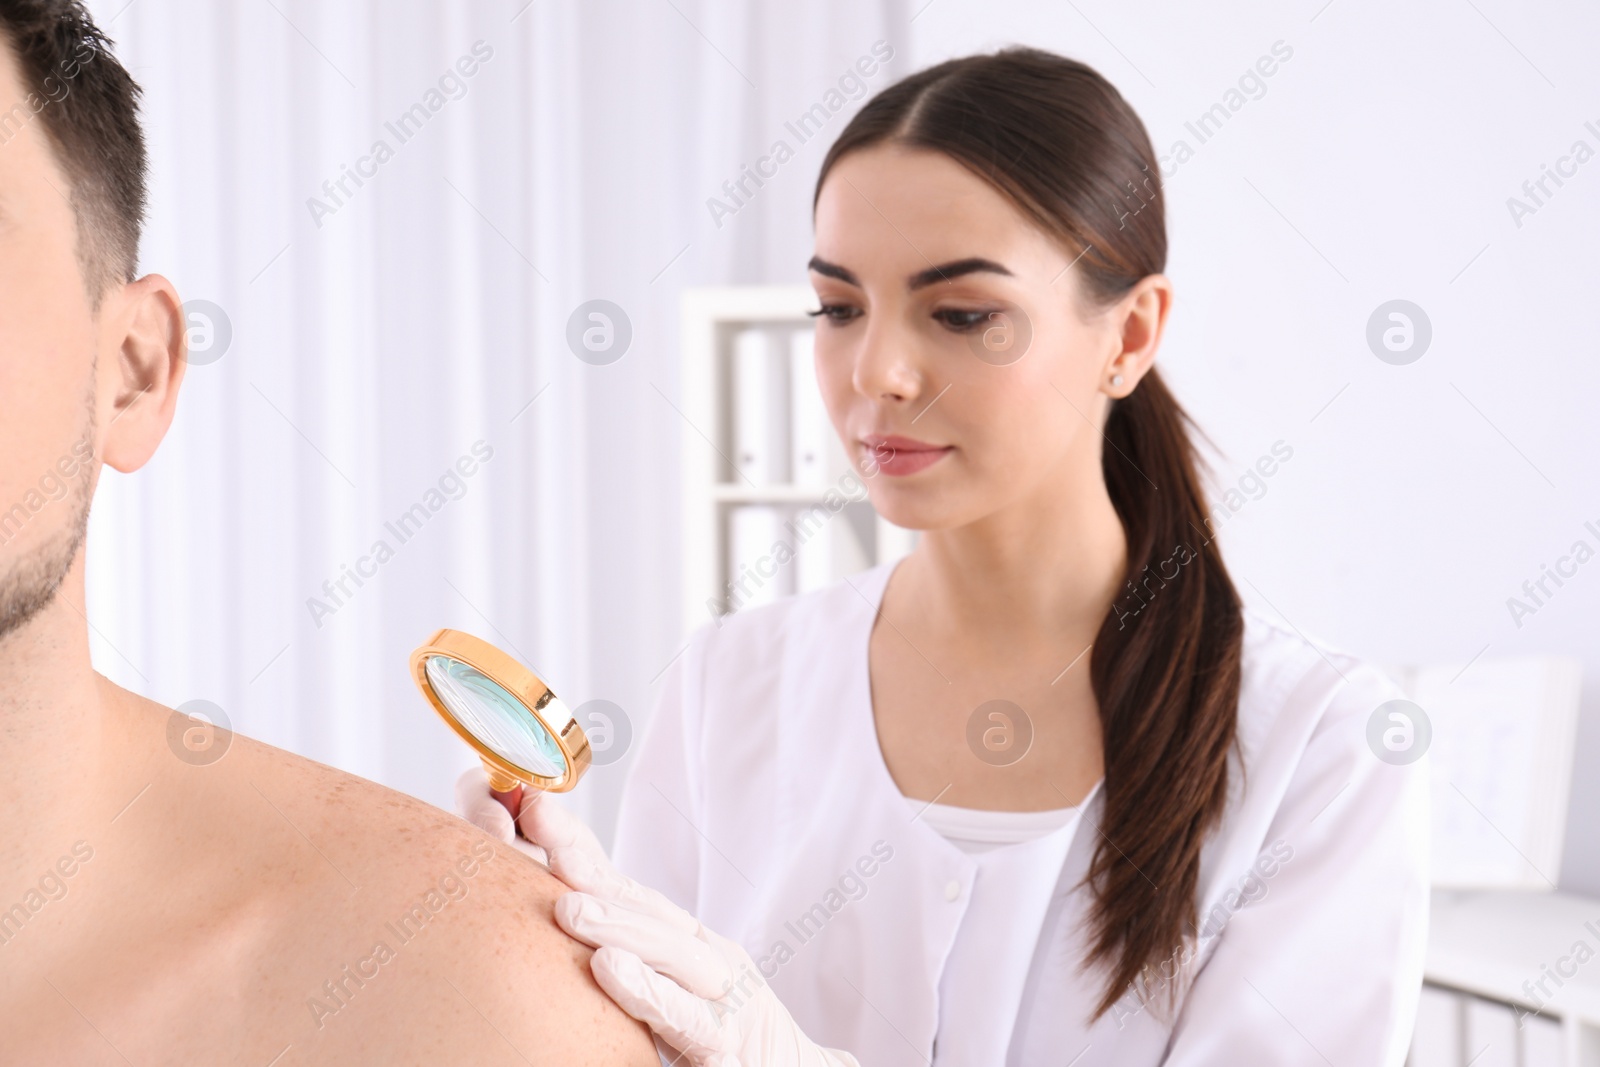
[1411,890,1600,1066]
[678,285,916,634]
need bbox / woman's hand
[454,766,543,859]
[455,768,860,1067]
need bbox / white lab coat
[612,561,1430,1065]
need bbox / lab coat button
[944,880,961,901]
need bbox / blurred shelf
[712,484,851,504]
[1413,889,1600,1065]
[679,285,916,635]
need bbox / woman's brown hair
[814,47,1245,1023]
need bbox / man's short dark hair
[0,0,146,296]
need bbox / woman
[463,46,1428,1066]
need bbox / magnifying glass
[409,629,591,798]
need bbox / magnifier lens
[423,654,565,780]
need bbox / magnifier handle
[478,756,525,829]
[490,782,525,830]
[481,757,520,793]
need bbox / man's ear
[98,274,187,474]
[1102,273,1172,399]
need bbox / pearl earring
[1112,374,1124,387]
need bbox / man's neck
[0,560,120,870]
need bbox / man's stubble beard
[0,406,97,646]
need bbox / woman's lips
[861,434,954,477]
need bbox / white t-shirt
[911,786,1102,1065]
[907,794,1093,854]
[612,561,1430,1066]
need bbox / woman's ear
[1103,273,1172,398]
[98,274,188,474]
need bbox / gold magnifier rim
[409,628,591,794]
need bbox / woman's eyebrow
[808,256,859,285]
[907,257,1013,290]
[808,255,1015,290]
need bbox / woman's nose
[850,322,924,405]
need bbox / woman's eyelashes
[932,307,996,332]
[806,303,1003,333]
[807,303,861,325]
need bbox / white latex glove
[511,786,860,1067]
[454,765,543,860]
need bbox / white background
[83,0,1600,894]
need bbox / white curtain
[85,0,907,841]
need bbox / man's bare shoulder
[229,729,659,1064]
[5,690,657,1065]
[220,735,656,1067]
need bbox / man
[0,2,656,1062]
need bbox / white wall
[908,0,1600,892]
